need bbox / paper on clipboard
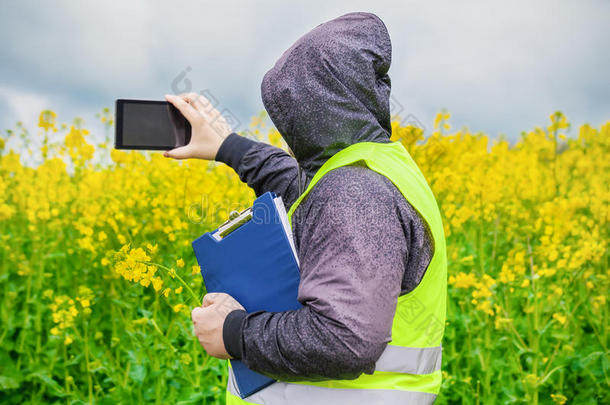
[212,196,299,266]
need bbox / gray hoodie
[216,11,433,382]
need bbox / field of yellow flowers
[0,109,608,404]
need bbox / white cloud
[0,0,608,143]
[0,85,49,126]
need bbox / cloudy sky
[1,0,608,146]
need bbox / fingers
[165,94,202,124]
[192,306,213,325]
[179,93,226,132]
[191,306,205,324]
[181,92,215,117]
[202,292,222,307]
[163,145,192,160]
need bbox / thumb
[164,144,192,160]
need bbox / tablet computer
[114,99,191,150]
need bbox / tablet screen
[115,100,191,150]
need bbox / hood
[261,11,393,183]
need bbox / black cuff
[223,309,247,359]
[214,132,258,168]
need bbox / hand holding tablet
[114,93,233,161]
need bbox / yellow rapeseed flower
[152,277,163,291]
[449,272,477,289]
[552,313,567,325]
[551,393,567,404]
[38,110,57,132]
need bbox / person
[164,11,447,405]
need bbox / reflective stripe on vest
[226,344,443,403]
[375,344,442,375]
[226,141,447,405]
[227,366,438,405]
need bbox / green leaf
[0,375,21,390]
[129,364,147,384]
[25,372,66,397]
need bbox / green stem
[154,353,161,405]
[149,318,177,353]
[145,261,200,303]
[35,222,46,355]
[35,343,60,401]
[16,271,33,370]
[83,317,93,403]
[483,321,491,401]
[63,340,70,396]
[193,335,201,388]
[123,362,131,387]
[527,237,539,405]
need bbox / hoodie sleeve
[223,165,408,381]
[215,132,307,210]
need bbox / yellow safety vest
[226,140,447,404]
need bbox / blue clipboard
[191,191,302,398]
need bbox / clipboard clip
[212,207,253,240]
